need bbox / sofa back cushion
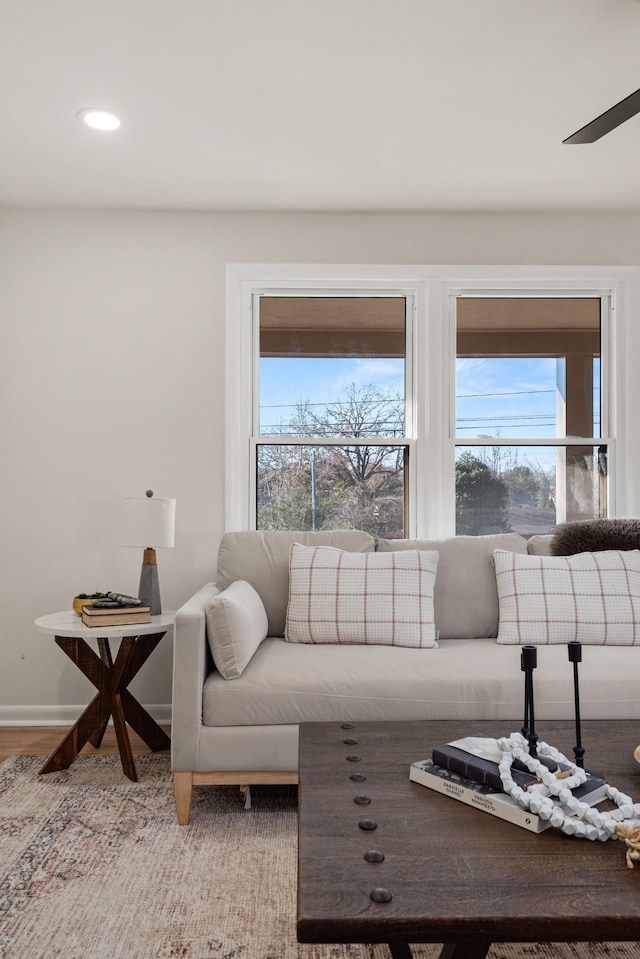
[285,544,439,647]
[526,534,553,556]
[377,532,527,638]
[217,530,376,636]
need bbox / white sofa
[171,529,640,823]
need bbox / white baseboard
[0,704,172,726]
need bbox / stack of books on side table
[81,592,151,627]
[410,735,608,833]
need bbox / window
[454,296,606,538]
[257,296,411,539]
[226,266,635,538]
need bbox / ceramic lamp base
[139,548,162,615]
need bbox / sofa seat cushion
[285,544,439,647]
[201,637,640,726]
[377,532,527,639]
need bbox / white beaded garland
[496,732,640,842]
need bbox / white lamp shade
[122,496,176,548]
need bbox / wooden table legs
[388,942,491,959]
[437,943,491,959]
[39,632,170,781]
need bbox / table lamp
[122,490,176,614]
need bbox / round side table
[35,610,175,781]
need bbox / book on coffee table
[432,736,540,791]
[432,735,607,798]
[411,735,608,833]
[410,758,609,833]
[410,759,552,832]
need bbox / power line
[457,414,554,422]
[261,386,600,412]
[260,399,401,410]
[456,389,555,398]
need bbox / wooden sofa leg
[174,771,194,825]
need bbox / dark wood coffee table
[297,720,640,959]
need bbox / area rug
[0,755,637,959]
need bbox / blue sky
[259,357,404,433]
[456,357,558,438]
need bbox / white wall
[2,209,640,721]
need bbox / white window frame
[226,264,638,535]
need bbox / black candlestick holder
[521,645,538,757]
[519,645,558,772]
[568,640,585,768]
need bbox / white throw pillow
[205,581,269,679]
[285,543,439,647]
[493,548,640,645]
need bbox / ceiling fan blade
[563,87,640,143]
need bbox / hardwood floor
[0,726,171,764]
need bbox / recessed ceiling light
[78,109,121,131]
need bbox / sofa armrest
[171,582,219,771]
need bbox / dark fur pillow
[551,518,640,555]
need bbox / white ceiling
[3,0,640,213]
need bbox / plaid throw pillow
[493,548,640,645]
[284,544,439,647]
